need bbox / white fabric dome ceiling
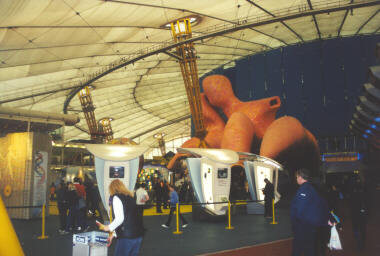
[0,0,379,147]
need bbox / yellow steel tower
[154,132,166,156]
[78,87,98,140]
[171,19,207,147]
[78,87,113,143]
[99,118,114,143]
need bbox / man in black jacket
[262,178,274,218]
[290,169,329,256]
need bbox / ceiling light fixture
[161,15,201,29]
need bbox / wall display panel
[301,42,324,136]
[0,133,30,219]
[202,35,380,140]
[282,45,304,121]
[265,49,286,118]
[249,54,266,100]
[0,132,51,219]
[362,34,380,69]
[223,68,237,95]
[343,37,366,114]
[235,57,253,101]
[265,50,284,95]
[322,39,347,136]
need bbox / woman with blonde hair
[97,179,144,256]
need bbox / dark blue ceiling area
[204,35,380,154]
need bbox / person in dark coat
[262,178,274,218]
[56,182,68,234]
[98,179,144,256]
[62,182,79,234]
[290,169,329,256]
[162,180,169,209]
[154,179,163,213]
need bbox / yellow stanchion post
[270,199,278,225]
[38,204,49,239]
[225,201,234,230]
[173,203,183,235]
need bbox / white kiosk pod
[85,144,149,214]
[240,152,282,204]
[178,148,239,215]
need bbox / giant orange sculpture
[168,75,320,173]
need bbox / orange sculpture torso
[168,74,320,172]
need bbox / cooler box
[73,231,108,256]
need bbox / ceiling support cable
[373,24,380,34]
[0,25,160,29]
[355,8,380,35]
[245,0,304,42]
[306,0,321,39]
[249,28,289,46]
[63,1,380,114]
[163,51,183,61]
[338,0,354,37]
[108,0,281,48]
[130,115,191,139]
[131,60,171,120]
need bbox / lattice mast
[171,19,207,146]
[99,118,114,143]
[78,87,98,140]
[78,87,113,143]
[154,133,166,156]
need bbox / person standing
[49,182,56,200]
[290,169,329,256]
[136,183,149,228]
[154,179,163,213]
[56,182,68,234]
[62,182,79,234]
[262,178,274,218]
[161,184,188,229]
[98,179,144,256]
[162,180,169,209]
[73,177,88,231]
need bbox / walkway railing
[5,199,279,237]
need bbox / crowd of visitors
[49,167,370,256]
[53,177,102,235]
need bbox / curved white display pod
[178,148,239,215]
[85,144,149,213]
[239,152,283,214]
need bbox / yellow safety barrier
[270,199,278,225]
[225,201,234,230]
[173,203,183,235]
[0,196,24,255]
[37,204,49,239]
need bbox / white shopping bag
[328,225,342,250]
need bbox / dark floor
[12,189,380,256]
[12,208,292,256]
